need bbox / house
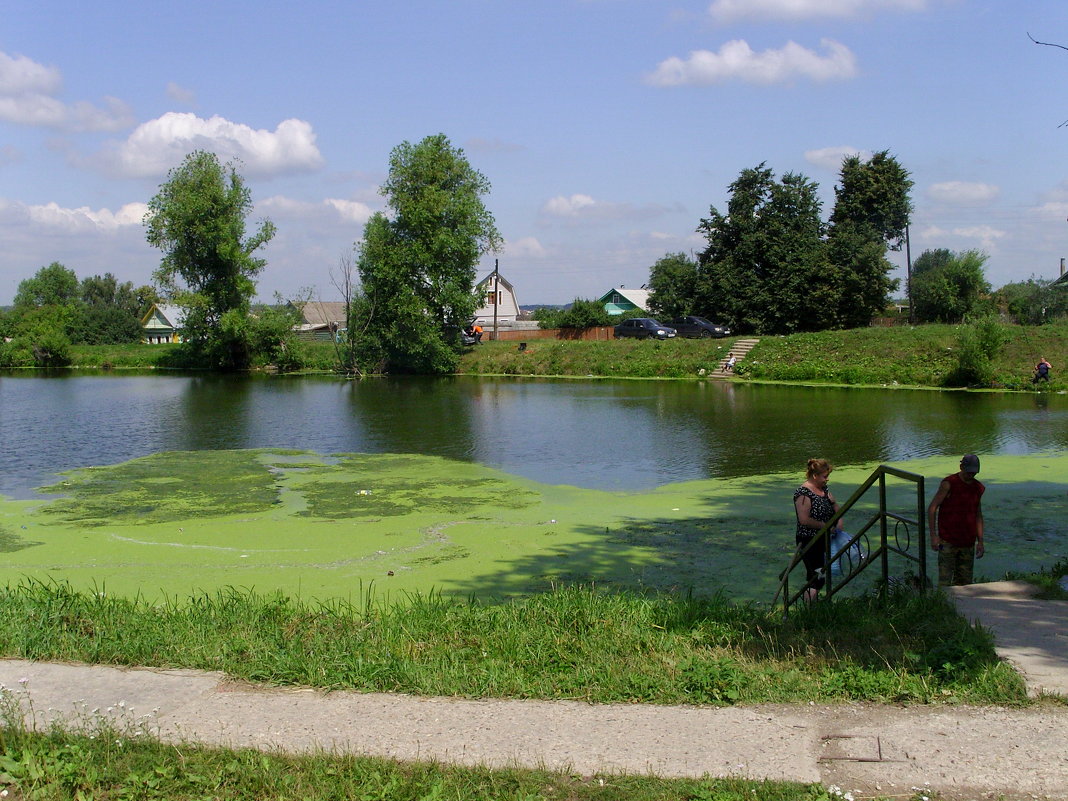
[291,301,348,340]
[598,286,650,316]
[473,272,520,325]
[141,304,187,344]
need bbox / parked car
[670,316,731,338]
[614,317,677,340]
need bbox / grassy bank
[33,324,1068,389]
[458,323,1067,389]
[0,580,1025,706]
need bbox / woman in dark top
[793,458,842,597]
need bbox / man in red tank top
[927,454,985,586]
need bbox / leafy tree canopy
[353,134,501,374]
[911,248,992,323]
[145,150,276,369]
[14,262,80,308]
[647,252,698,320]
[695,165,830,334]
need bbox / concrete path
[1,582,1067,800]
[947,580,1068,697]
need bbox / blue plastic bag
[829,528,864,577]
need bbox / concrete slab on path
[948,580,1068,697]
[4,659,1068,800]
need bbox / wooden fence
[487,326,614,342]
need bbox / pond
[1,372,1065,499]
[1,372,1064,601]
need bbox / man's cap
[961,454,980,473]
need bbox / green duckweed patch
[0,450,1064,603]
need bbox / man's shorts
[938,543,975,586]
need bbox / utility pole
[492,258,499,341]
[905,223,913,325]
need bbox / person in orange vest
[473,323,483,344]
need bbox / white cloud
[0,49,133,132]
[166,82,196,106]
[927,181,1000,205]
[918,223,1006,250]
[505,236,546,258]
[543,194,597,217]
[109,112,325,178]
[5,199,147,233]
[540,193,673,222]
[804,146,872,171]
[259,195,373,225]
[708,0,927,23]
[646,39,856,87]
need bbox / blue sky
[2,0,1067,306]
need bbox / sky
[2,0,1068,307]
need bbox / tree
[13,262,80,308]
[696,165,830,334]
[647,252,698,319]
[352,134,501,374]
[144,150,276,369]
[997,278,1068,324]
[911,249,992,323]
[825,151,911,328]
[536,298,615,329]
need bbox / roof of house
[295,301,347,327]
[141,303,187,328]
[475,272,515,292]
[598,286,650,310]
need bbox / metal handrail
[776,464,926,616]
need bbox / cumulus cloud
[708,0,927,23]
[646,39,856,87]
[505,236,547,258]
[0,197,147,233]
[107,112,325,178]
[926,181,1000,205]
[259,195,373,225]
[918,223,1006,250]
[540,193,673,222]
[166,82,196,106]
[804,145,872,171]
[0,49,133,132]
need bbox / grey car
[614,318,677,340]
[670,316,731,338]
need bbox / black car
[670,316,731,338]
[614,317,677,340]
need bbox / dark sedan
[670,316,731,338]
[614,317,677,340]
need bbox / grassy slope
[457,323,1068,389]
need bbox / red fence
[488,326,614,342]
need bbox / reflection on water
[1,372,1066,498]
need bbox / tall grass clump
[0,580,1025,706]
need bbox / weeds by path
[0,580,1025,706]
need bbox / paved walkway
[1,581,1066,801]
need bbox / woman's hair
[806,458,833,479]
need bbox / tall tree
[353,134,501,374]
[696,165,830,334]
[647,252,698,319]
[825,151,912,328]
[13,262,80,308]
[144,150,276,369]
[911,249,991,322]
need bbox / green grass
[458,323,1068,389]
[0,580,1026,706]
